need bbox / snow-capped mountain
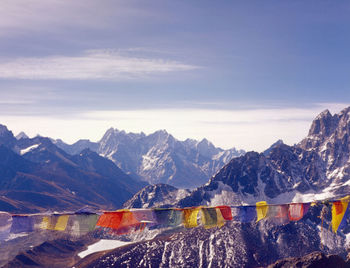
[55,128,245,188]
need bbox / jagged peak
[315,109,331,120]
[307,109,337,137]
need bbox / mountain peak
[263,139,284,156]
[0,124,16,148]
[15,131,29,140]
[308,109,337,137]
[315,109,331,120]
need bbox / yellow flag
[332,196,349,233]
[256,201,269,222]
[183,208,200,228]
[55,215,69,231]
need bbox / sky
[0,0,350,152]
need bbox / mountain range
[54,128,245,188]
[0,123,243,212]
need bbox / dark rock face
[266,251,350,268]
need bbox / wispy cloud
[0,86,58,105]
[0,50,198,80]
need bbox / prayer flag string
[1,195,350,241]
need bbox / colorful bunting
[2,195,350,239]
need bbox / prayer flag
[153,209,183,228]
[96,210,142,235]
[267,205,289,225]
[331,196,349,233]
[216,206,233,221]
[96,212,123,229]
[69,214,99,236]
[288,203,305,221]
[132,209,157,224]
[233,206,257,223]
[183,208,200,228]
[10,215,34,233]
[256,201,269,222]
[201,208,217,229]
[201,207,226,229]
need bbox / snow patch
[78,240,132,258]
[20,144,39,155]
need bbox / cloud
[0,86,59,106]
[2,103,348,152]
[0,50,198,80]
